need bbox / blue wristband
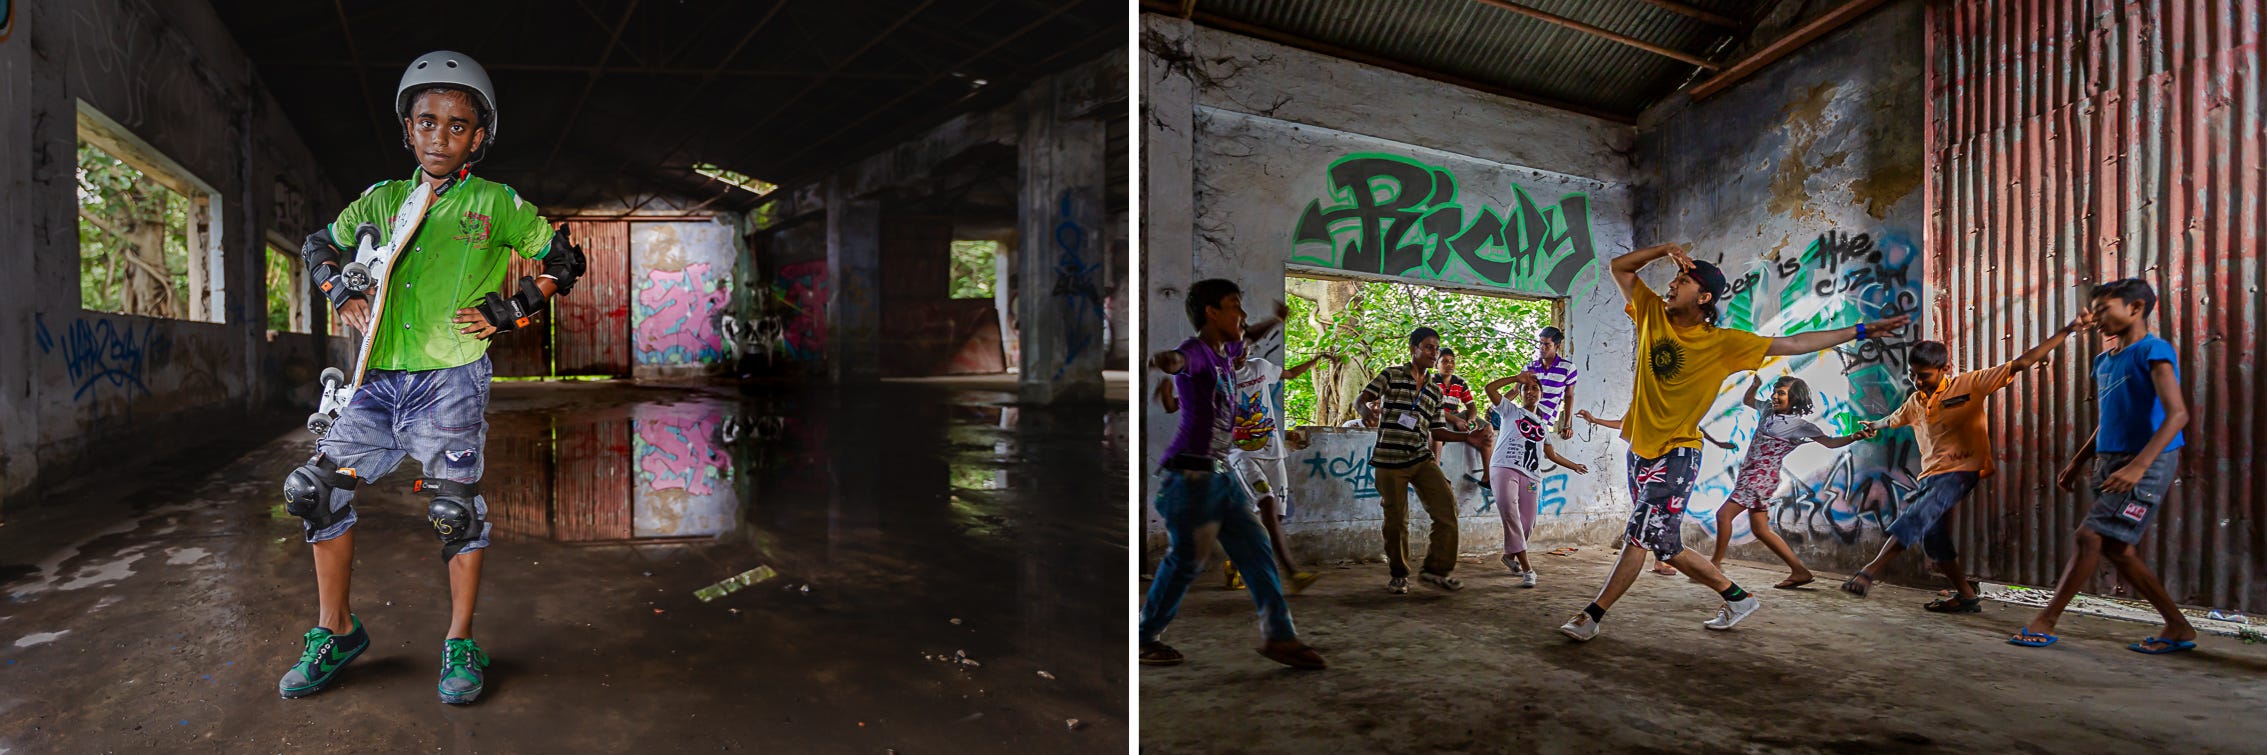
[1856,322,1870,340]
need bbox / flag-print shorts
[1624,447,1702,558]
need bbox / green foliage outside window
[949,240,999,300]
[1282,279,1555,427]
[76,141,191,318]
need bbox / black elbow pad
[539,233,587,296]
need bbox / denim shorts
[1886,471,1979,561]
[2084,452,2178,544]
[306,355,493,554]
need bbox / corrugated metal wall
[556,221,632,377]
[1926,0,2263,612]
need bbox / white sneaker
[1704,596,1761,630]
[1501,554,1523,574]
[1521,570,1538,589]
[1559,613,1600,642]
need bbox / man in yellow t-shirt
[1560,243,1909,643]
[1840,315,2089,610]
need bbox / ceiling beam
[258,60,926,80]
[540,0,643,179]
[1470,0,1717,70]
[1140,3,1633,124]
[586,1,792,205]
[764,2,1096,176]
[1634,0,1740,28]
[1688,0,1887,100]
[330,0,387,148]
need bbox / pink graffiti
[636,411,730,497]
[778,261,827,359]
[635,262,730,365]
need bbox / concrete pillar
[0,7,37,513]
[824,178,882,384]
[1013,67,1110,404]
[1138,16,1199,510]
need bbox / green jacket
[329,171,554,372]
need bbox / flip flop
[1839,571,1872,597]
[2128,637,2198,655]
[1774,576,1816,590]
[2007,628,2059,648]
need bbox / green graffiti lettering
[1292,153,1596,295]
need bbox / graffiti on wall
[757,260,827,363]
[1301,446,1379,501]
[1051,191,1106,379]
[632,223,735,367]
[1696,231,1923,545]
[1291,153,1599,296]
[38,313,173,405]
[635,262,731,365]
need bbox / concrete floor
[1140,549,2267,754]
[0,381,1127,753]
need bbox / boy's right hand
[1576,409,1596,424]
[338,298,372,334]
[2057,464,2085,492]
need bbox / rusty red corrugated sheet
[556,221,632,377]
[1927,0,2263,613]
[553,414,634,542]
[487,254,552,377]
[483,413,554,542]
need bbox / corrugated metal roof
[1192,0,1768,118]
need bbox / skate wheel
[319,367,346,388]
[306,412,333,436]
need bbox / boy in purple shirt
[1520,326,1579,439]
[1139,279,1325,670]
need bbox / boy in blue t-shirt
[2010,279,2196,653]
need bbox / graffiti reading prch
[1301,446,1378,500]
[1050,191,1106,380]
[1292,153,1599,296]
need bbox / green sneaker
[438,637,491,704]
[278,615,370,699]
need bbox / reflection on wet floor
[0,382,1129,752]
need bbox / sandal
[1924,595,1982,613]
[1840,571,1873,597]
[1774,575,1816,590]
[2006,628,2058,648]
[2128,637,2198,655]
[1139,642,1186,666]
[1420,572,1464,592]
[1258,640,1327,670]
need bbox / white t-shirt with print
[1229,358,1286,460]
[1489,402,1550,476]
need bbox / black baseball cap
[1687,259,1729,323]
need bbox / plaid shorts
[1624,447,1701,558]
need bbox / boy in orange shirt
[1842,313,2091,610]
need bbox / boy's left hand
[454,308,501,340]
[2101,461,2148,494]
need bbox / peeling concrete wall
[2,0,344,514]
[1142,15,1642,563]
[1635,0,1929,579]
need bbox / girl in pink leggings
[1482,374,1589,587]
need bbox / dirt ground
[1139,548,2267,754]
[0,381,1128,753]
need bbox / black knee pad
[282,454,361,533]
[415,478,484,561]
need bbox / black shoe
[1924,595,1982,613]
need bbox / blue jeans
[1886,471,1978,561]
[1140,468,1296,645]
[306,355,493,554]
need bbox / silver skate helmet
[395,50,498,154]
